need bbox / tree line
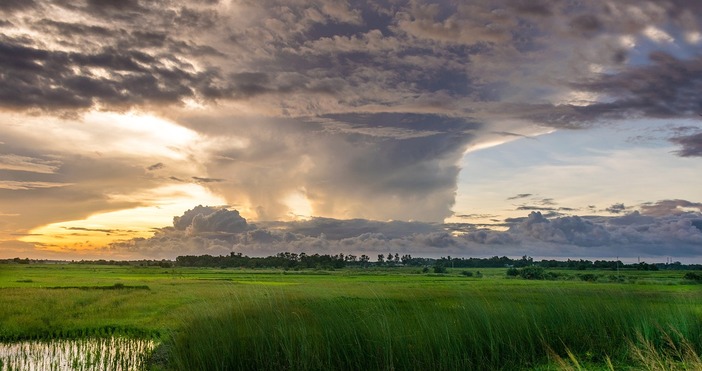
[173,253,701,270]
[2,254,700,270]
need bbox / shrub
[461,270,474,277]
[578,273,598,282]
[433,264,447,274]
[544,272,563,280]
[506,267,519,277]
[683,272,702,281]
[519,266,545,280]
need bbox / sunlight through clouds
[20,183,226,251]
[1,0,701,260]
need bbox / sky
[1,0,701,262]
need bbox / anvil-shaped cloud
[1,0,702,259]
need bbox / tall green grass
[157,286,702,370]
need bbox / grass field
[0,263,700,370]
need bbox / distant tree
[357,255,369,268]
[377,254,385,265]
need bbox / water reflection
[0,337,155,370]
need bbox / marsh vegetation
[0,263,700,370]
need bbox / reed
[158,286,701,370]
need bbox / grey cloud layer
[110,204,702,260]
[2,0,701,227]
[4,0,701,119]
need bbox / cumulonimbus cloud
[109,205,702,261]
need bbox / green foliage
[519,266,545,280]
[460,270,473,277]
[1,264,701,370]
[683,272,702,281]
[432,264,447,274]
[506,267,519,277]
[578,273,598,282]
[158,286,702,371]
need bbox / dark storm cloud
[573,53,702,119]
[3,0,700,123]
[110,204,702,260]
[640,199,702,216]
[173,205,248,234]
[670,132,702,157]
[0,0,38,12]
[0,40,227,111]
[511,211,611,247]
[190,113,477,221]
[259,217,441,240]
[4,0,702,248]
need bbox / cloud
[606,203,627,214]
[185,112,477,222]
[0,0,696,129]
[0,181,73,190]
[0,0,37,13]
[192,176,226,183]
[3,0,702,257]
[260,217,441,240]
[640,199,702,217]
[146,162,165,171]
[572,52,702,120]
[670,132,702,157]
[0,154,61,173]
[108,204,702,260]
[507,193,532,200]
[173,205,248,235]
[507,212,610,247]
[516,206,556,212]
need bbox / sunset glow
[0,0,700,261]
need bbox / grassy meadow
[0,263,701,370]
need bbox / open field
[0,263,701,370]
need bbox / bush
[683,272,702,281]
[461,270,474,277]
[544,272,563,280]
[433,264,447,274]
[506,267,519,277]
[578,273,598,282]
[519,266,545,280]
